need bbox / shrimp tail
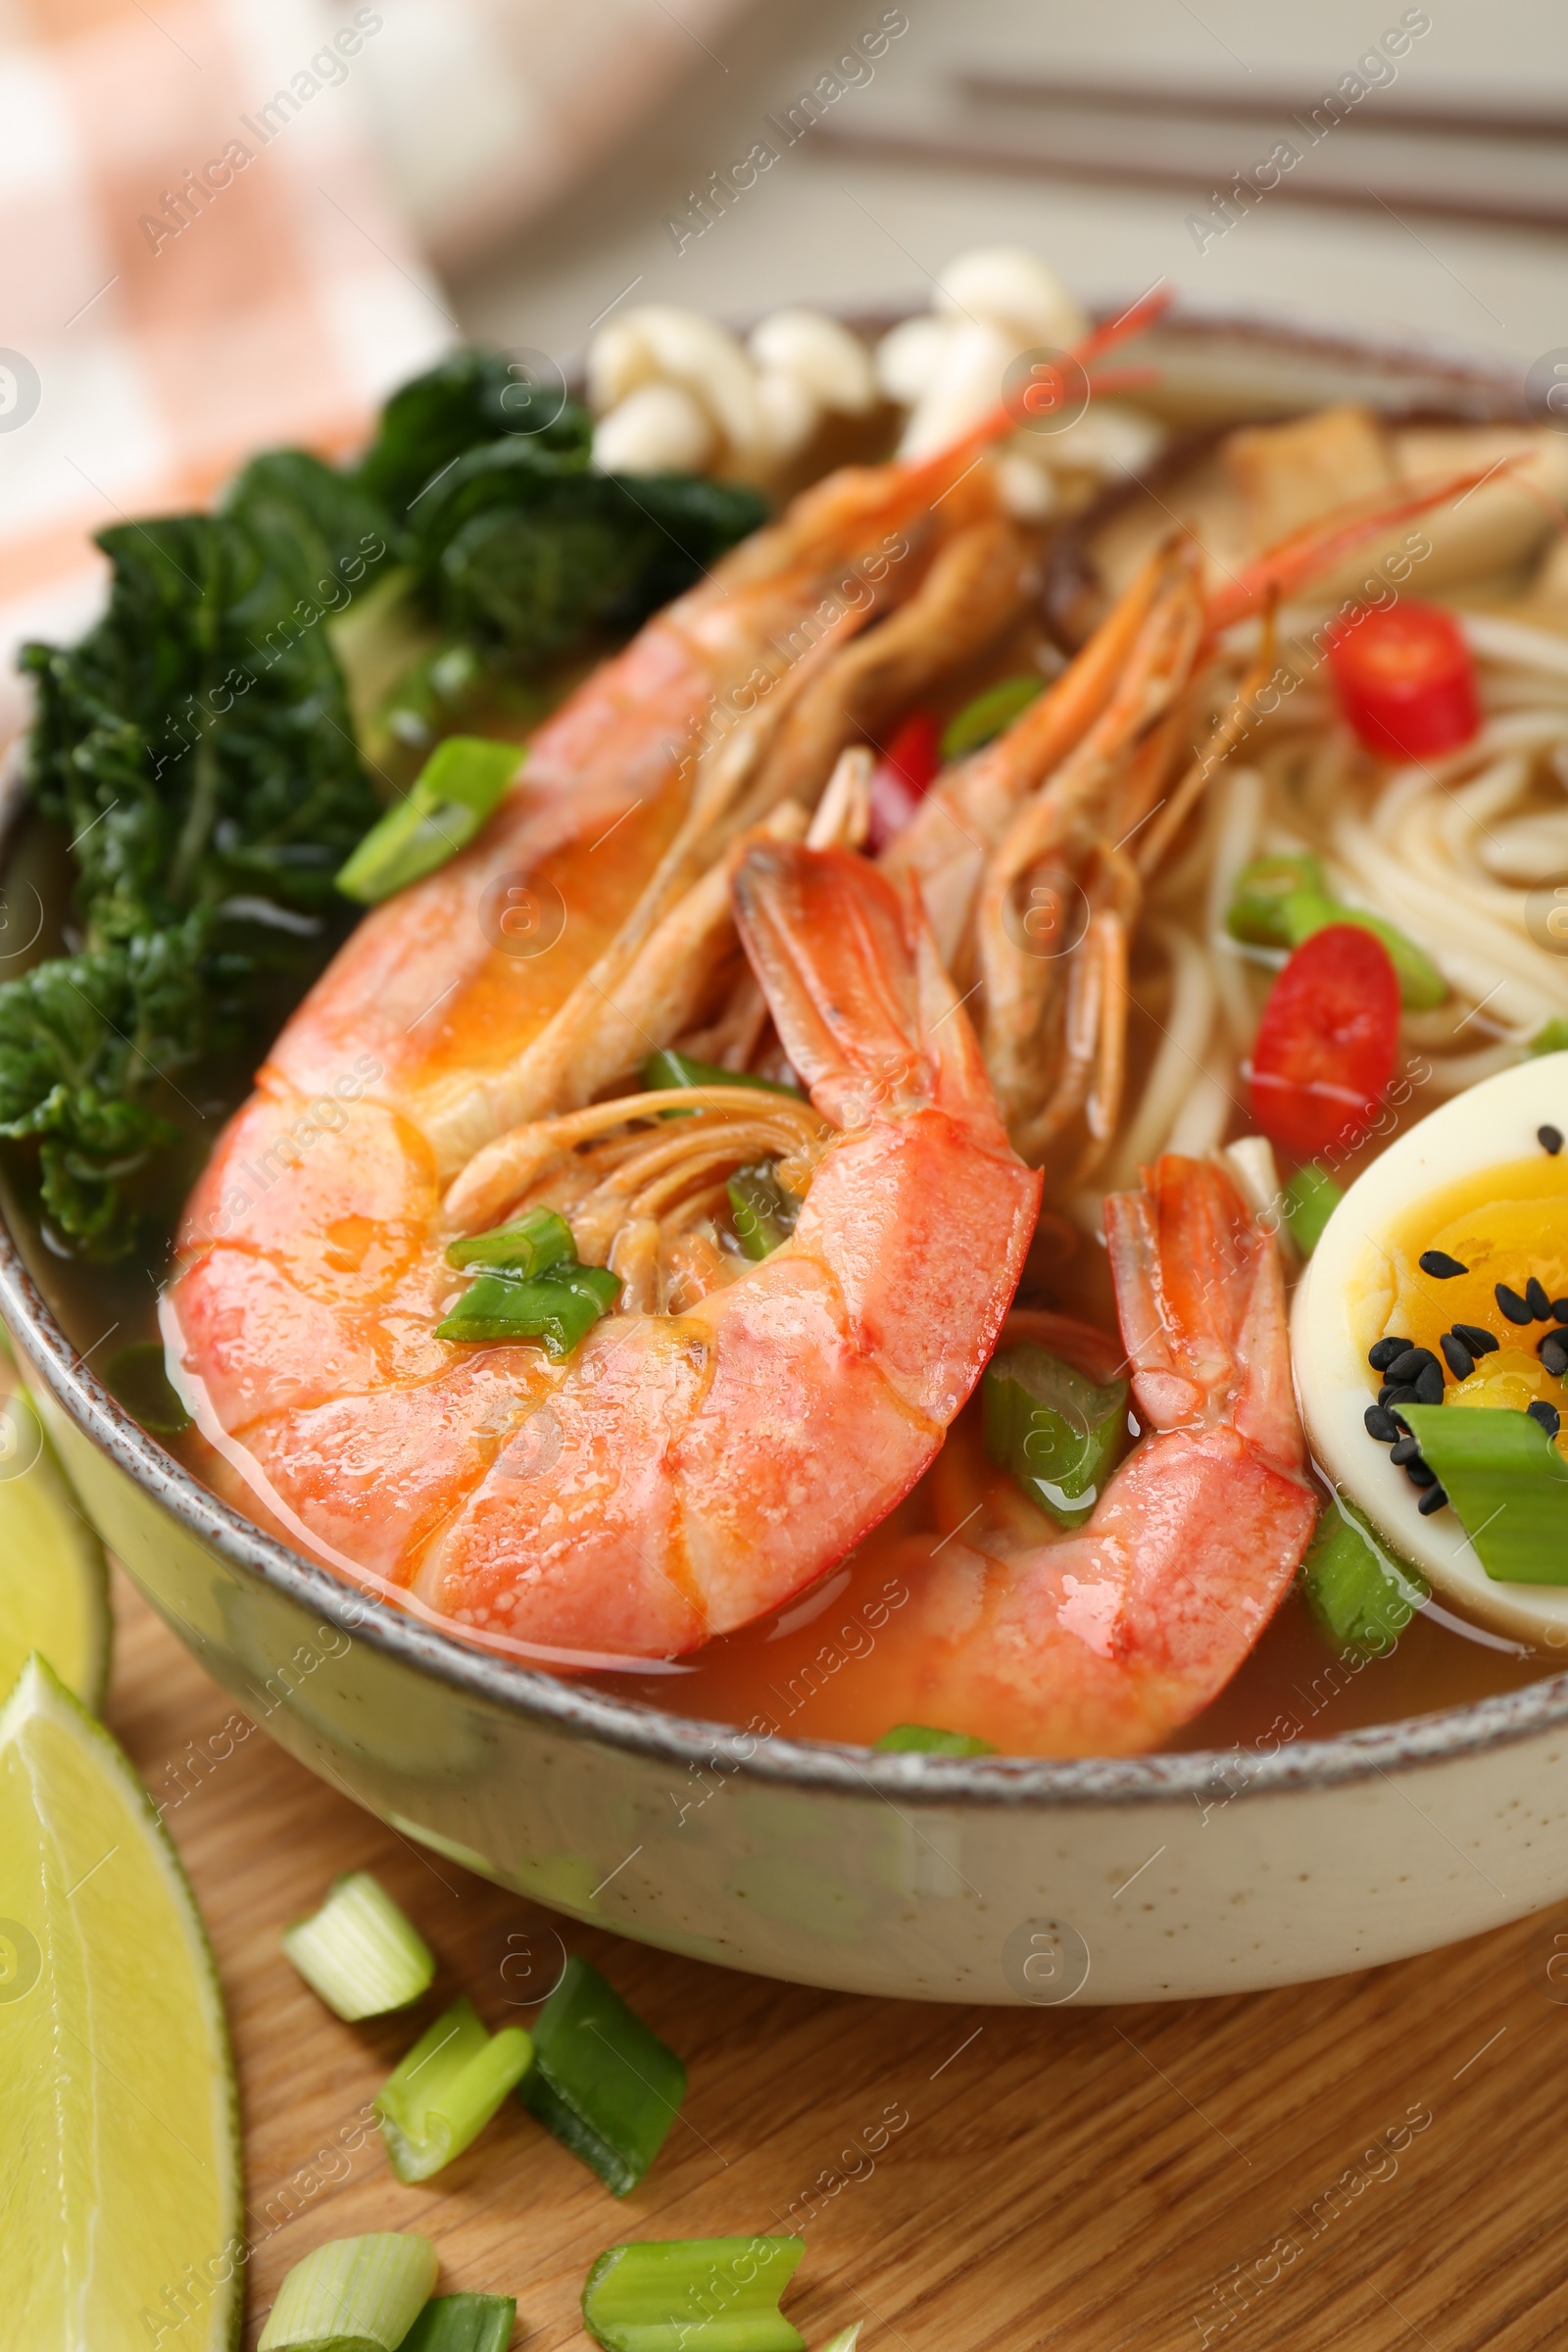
[731,841,1006,1144]
[1104,1153,1304,1473]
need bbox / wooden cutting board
[110,1565,1568,2352]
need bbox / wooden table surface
[110,1565,1568,2352]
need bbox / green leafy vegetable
[1401,1404,1568,1583]
[873,1724,997,1755]
[1298,1492,1426,1653]
[982,1343,1128,1528]
[1282,1162,1344,1254]
[355,347,590,522]
[940,673,1043,760]
[521,1955,687,2197]
[336,733,520,904]
[581,2236,805,2352]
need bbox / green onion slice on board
[982,1344,1129,1528]
[375,1999,532,2182]
[258,2232,438,2352]
[1401,1404,1568,1583]
[281,1871,435,2021]
[336,735,520,905]
[521,1955,687,2197]
[581,2236,806,2352]
[397,2293,519,2352]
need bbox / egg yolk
[1366,1152,1568,1456]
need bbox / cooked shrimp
[849,1153,1317,1755]
[167,847,1039,1659]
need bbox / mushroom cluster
[585,246,1166,514]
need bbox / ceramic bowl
[5,308,1565,2007]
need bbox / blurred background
[3,0,1565,729]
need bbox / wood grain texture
[109,1566,1568,2352]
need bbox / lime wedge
[0,1385,110,1709]
[0,1654,242,2351]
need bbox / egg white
[1292,1050,1568,1648]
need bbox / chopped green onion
[282,1871,435,2021]
[982,1344,1128,1528]
[375,1997,533,2182]
[819,2331,861,2352]
[581,2236,805,2352]
[726,1163,800,1262]
[1224,856,1444,1007]
[258,2232,438,2352]
[873,1724,996,1755]
[521,1955,687,2197]
[436,1264,621,1353]
[397,2294,517,2352]
[642,1049,799,1121]
[101,1341,191,1434]
[336,735,520,904]
[1224,852,1324,947]
[1529,1017,1568,1057]
[446,1204,575,1275]
[1401,1405,1568,1583]
[940,673,1044,760]
[1298,1493,1427,1654]
[1281,1163,1344,1255]
[642,1049,798,1099]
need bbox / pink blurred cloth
[0,0,448,734]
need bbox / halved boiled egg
[1294,1052,1568,1645]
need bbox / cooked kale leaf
[5,345,768,1255]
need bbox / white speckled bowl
[4,308,1565,2004]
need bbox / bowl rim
[6,301,1568,1813]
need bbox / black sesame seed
[1440,1333,1475,1381]
[1368,1336,1411,1372]
[1420,1250,1468,1278]
[1497,1283,1535,1325]
[1382,1383,1420,1408]
[1417,1485,1449,1515]
[1540,1124,1564,1155]
[1526,1276,1552,1321]
[1553,1300,1568,1324]
[1414,1361,1446,1404]
[1387,1346,1436,1385]
[1542,1335,1568,1379]
[1452,1322,1499,1355]
[1405,1458,1438,1489]
[1390,1435,1422,1467]
[1528,1399,1562,1440]
[1364,1403,1399,1443]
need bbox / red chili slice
[1328,600,1480,760]
[866,710,941,853]
[1250,923,1400,1162]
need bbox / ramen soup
[9,263,1568,1758]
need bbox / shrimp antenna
[902,280,1174,496]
